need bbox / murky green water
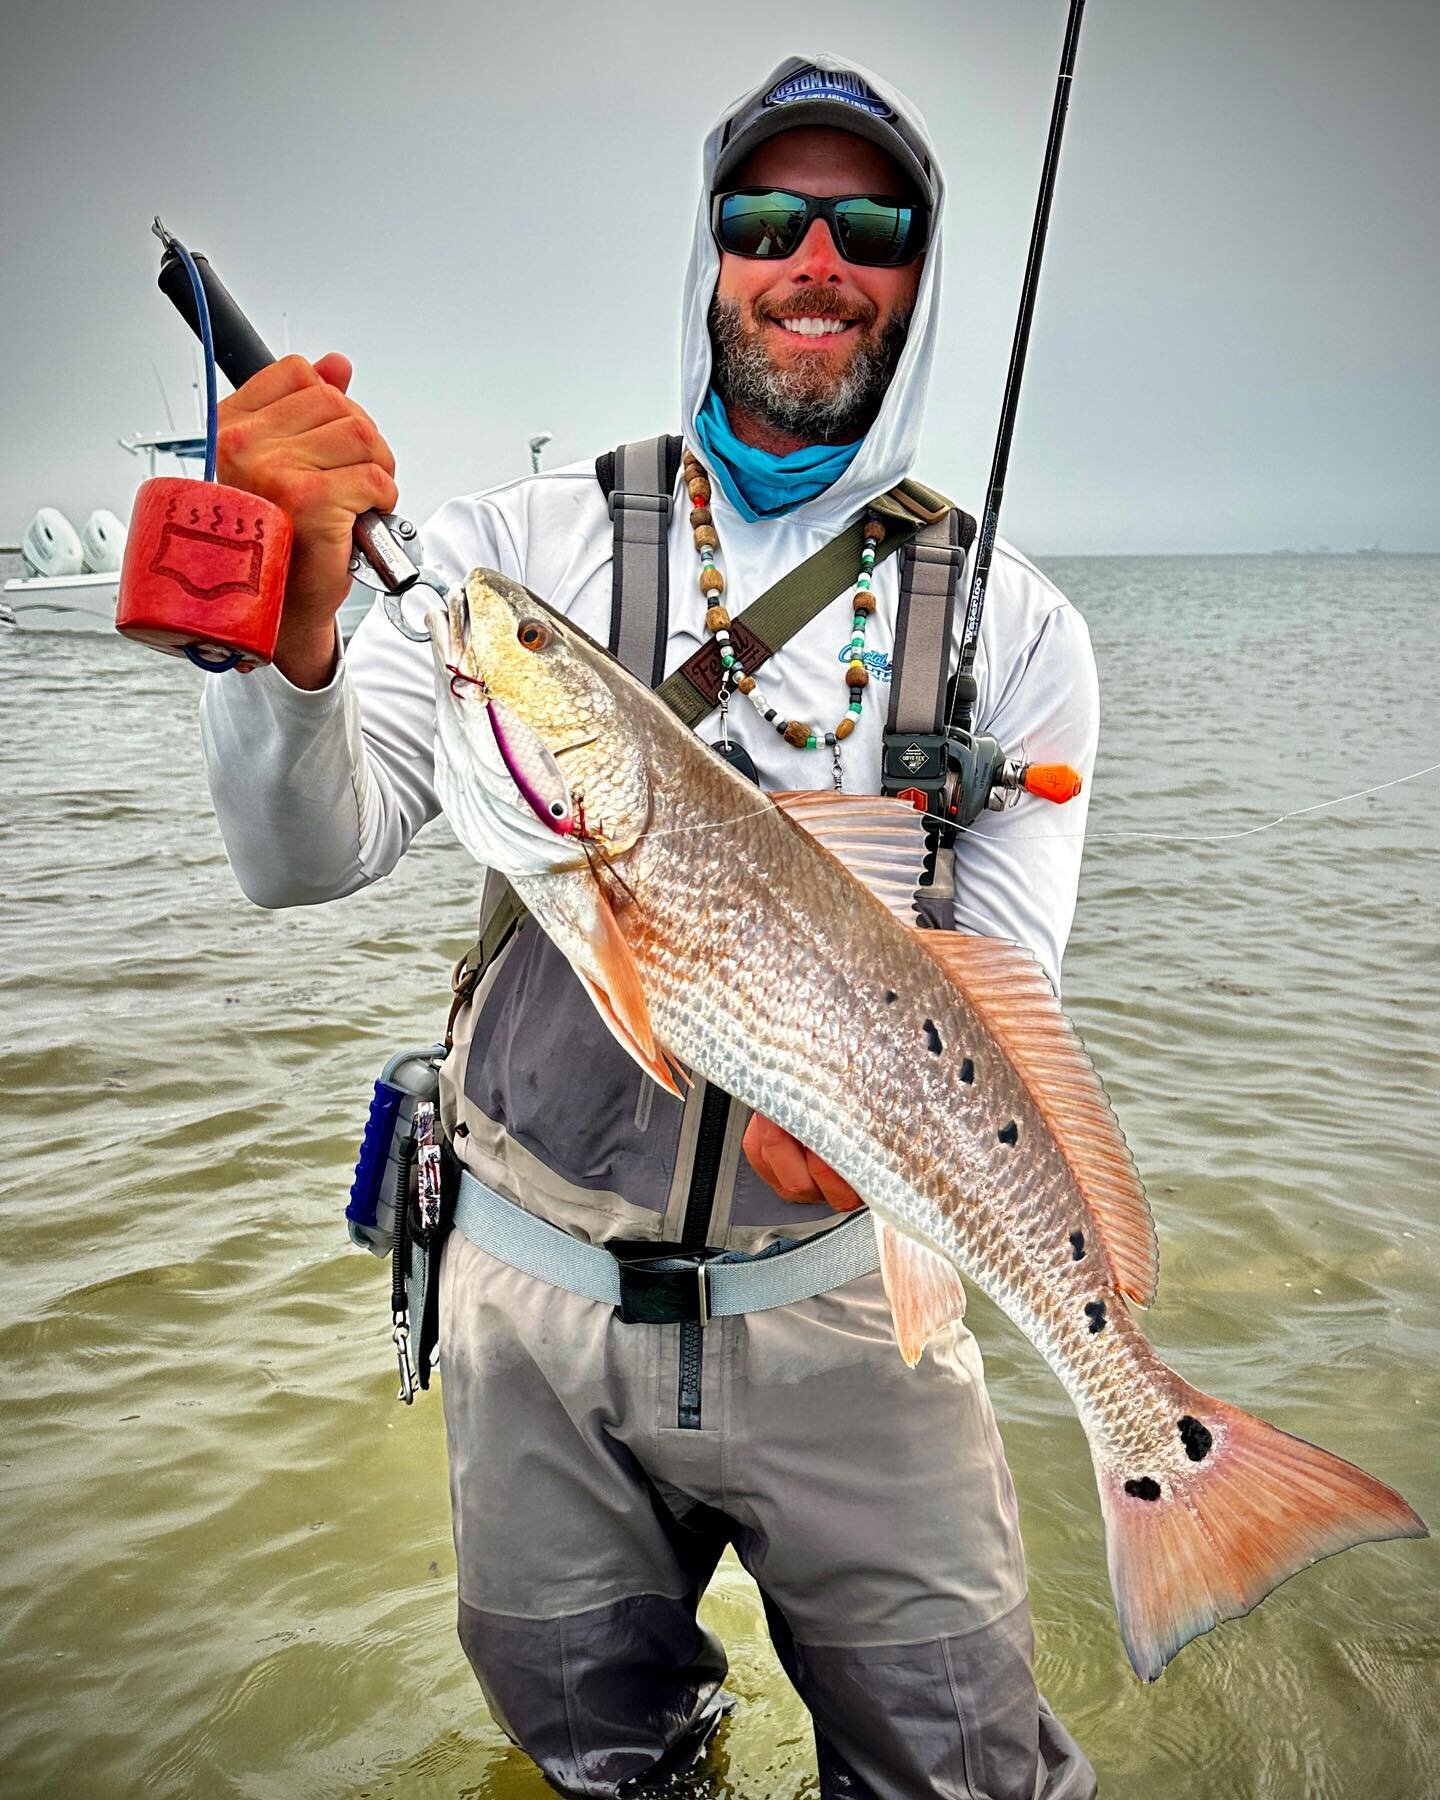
[1,555,1436,1798]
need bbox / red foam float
[116,476,292,666]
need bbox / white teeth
[779,317,850,337]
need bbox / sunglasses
[711,188,930,269]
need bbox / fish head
[429,568,652,876]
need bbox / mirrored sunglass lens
[718,192,808,258]
[833,199,916,265]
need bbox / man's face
[709,125,926,444]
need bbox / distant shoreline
[5,545,1437,570]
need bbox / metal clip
[393,1314,417,1405]
[696,1262,711,1330]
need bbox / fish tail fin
[1095,1369,1426,1681]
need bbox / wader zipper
[676,1081,730,1428]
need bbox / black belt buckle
[610,1239,714,1326]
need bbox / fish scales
[522,703,1151,1434]
[435,568,1425,1682]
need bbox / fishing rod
[937,0,1088,827]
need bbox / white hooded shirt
[200,53,1098,991]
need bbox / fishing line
[629,757,1440,851]
[159,230,251,675]
[168,238,219,484]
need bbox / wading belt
[453,1165,880,1324]
[453,435,977,1004]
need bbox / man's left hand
[743,1115,863,1211]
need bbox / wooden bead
[693,525,719,551]
[699,566,725,594]
[705,604,731,632]
[687,479,711,505]
[835,716,857,740]
[689,505,713,529]
[783,721,812,748]
[846,663,869,688]
[863,519,886,543]
[853,592,876,615]
[735,674,756,694]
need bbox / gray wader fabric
[441,1228,1096,1799]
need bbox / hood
[680,53,945,528]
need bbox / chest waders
[439,439,974,1427]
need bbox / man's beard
[707,293,910,445]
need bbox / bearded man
[202,54,1099,1800]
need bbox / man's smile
[770,316,858,344]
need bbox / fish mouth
[433,588,489,700]
[429,582,582,842]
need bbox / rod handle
[158,248,275,389]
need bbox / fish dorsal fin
[771,791,928,924]
[574,886,686,1099]
[874,1217,969,1367]
[913,931,1159,1307]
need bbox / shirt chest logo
[836,644,893,683]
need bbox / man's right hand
[216,353,399,689]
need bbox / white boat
[0,567,125,633]
[2,505,133,633]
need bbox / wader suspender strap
[880,506,978,818]
[880,505,978,897]
[605,435,682,689]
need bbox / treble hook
[445,662,488,700]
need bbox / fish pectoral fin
[874,1218,968,1367]
[573,887,684,1100]
[576,972,686,1099]
[770,790,930,924]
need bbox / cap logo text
[763,67,894,119]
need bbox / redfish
[428,568,1425,1680]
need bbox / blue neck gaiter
[692,390,862,522]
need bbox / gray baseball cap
[712,64,935,207]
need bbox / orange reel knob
[1022,763,1083,804]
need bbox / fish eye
[548,801,566,818]
[517,619,550,651]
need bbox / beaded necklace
[682,448,884,792]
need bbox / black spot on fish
[1124,1476,1162,1502]
[1085,1300,1107,1333]
[997,1120,1019,1146]
[959,1058,974,1084]
[883,989,897,1005]
[923,1019,943,1055]
[1069,1230,1086,1260]
[1177,1416,1213,1462]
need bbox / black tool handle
[158,248,276,390]
[154,232,423,598]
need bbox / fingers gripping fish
[428,568,1426,1683]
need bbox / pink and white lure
[486,697,575,836]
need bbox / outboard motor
[81,509,127,574]
[22,508,84,579]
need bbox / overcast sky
[2,0,1436,553]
